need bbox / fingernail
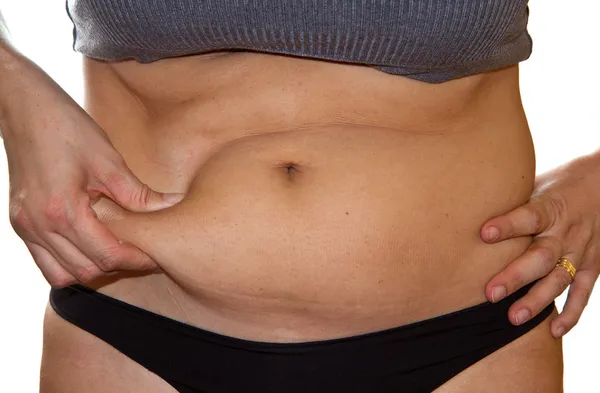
[555,326,565,338]
[515,309,531,325]
[486,226,499,241]
[491,286,506,303]
[163,192,185,204]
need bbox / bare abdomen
[40,54,562,393]
[90,119,536,341]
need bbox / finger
[89,195,185,268]
[62,202,159,272]
[486,235,563,303]
[89,196,161,253]
[90,195,134,224]
[550,269,597,338]
[481,199,554,243]
[97,162,185,212]
[45,231,111,283]
[507,259,577,326]
[25,241,78,288]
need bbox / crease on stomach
[86,122,536,342]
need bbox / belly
[83,54,536,342]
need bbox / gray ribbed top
[65,0,532,83]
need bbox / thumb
[90,196,166,262]
[104,167,185,213]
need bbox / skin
[40,54,563,391]
[2,7,596,392]
[0,13,185,286]
[481,151,600,338]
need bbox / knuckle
[582,243,598,265]
[530,208,544,231]
[555,269,573,289]
[74,265,102,283]
[8,191,35,233]
[548,195,569,221]
[51,274,77,288]
[577,289,592,306]
[8,205,32,234]
[564,313,580,328]
[500,224,513,239]
[533,246,555,265]
[102,167,128,189]
[519,291,541,307]
[131,182,152,207]
[43,196,75,228]
[505,269,526,291]
[96,251,121,272]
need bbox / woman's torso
[79,52,537,341]
[40,50,565,393]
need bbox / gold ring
[556,257,576,280]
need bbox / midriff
[83,52,536,342]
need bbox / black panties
[50,282,554,393]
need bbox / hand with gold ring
[479,149,600,338]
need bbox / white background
[0,0,598,391]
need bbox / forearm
[0,9,10,41]
[0,9,50,140]
[0,9,21,72]
[0,9,23,137]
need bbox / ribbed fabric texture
[65,0,532,83]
